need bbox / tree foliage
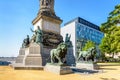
[99,34,111,53]
[100,4,120,58]
[82,41,95,51]
[100,4,120,33]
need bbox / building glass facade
[61,17,104,57]
[76,23,104,45]
[75,17,104,52]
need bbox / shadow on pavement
[72,68,99,74]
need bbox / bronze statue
[65,33,72,47]
[31,34,36,43]
[22,35,30,48]
[50,42,68,65]
[77,47,96,61]
[31,26,43,44]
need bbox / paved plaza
[0,63,120,80]
[0,0,120,80]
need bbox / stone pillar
[13,0,63,70]
[39,0,55,15]
[32,0,63,48]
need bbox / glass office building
[61,17,104,56]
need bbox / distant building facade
[61,17,104,57]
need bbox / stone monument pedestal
[76,62,99,70]
[24,43,43,66]
[13,0,63,70]
[13,43,46,70]
[66,47,75,66]
[44,63,73,75]
[15,48,25,63]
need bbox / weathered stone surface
[76,62,99,70]
[44,63,73,75]
[33,16,62,34]
[15,48,25,63]
[13,63,43,70]
[25,55,42,66]
[39,0,55,17]
[19,48,26,55]
[14,66,43,70]
[25,43,43,66]
[15,55,25,63]
[42,31,63,47]
[14,43,46,69]
[14,0,63,70]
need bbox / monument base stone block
[76,62,99,70]
[25,54,42,66]
[44,63,73,75]
[24,43,44,66]
[13,43,45,70]
[15,48,25,64]
[15,55,25,63]
[14,66,43,70]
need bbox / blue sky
[0,0,119,57]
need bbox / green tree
[82,41,95,51]
[99,34,111,53]
[100,4,120,58]
[100,4,120,33]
